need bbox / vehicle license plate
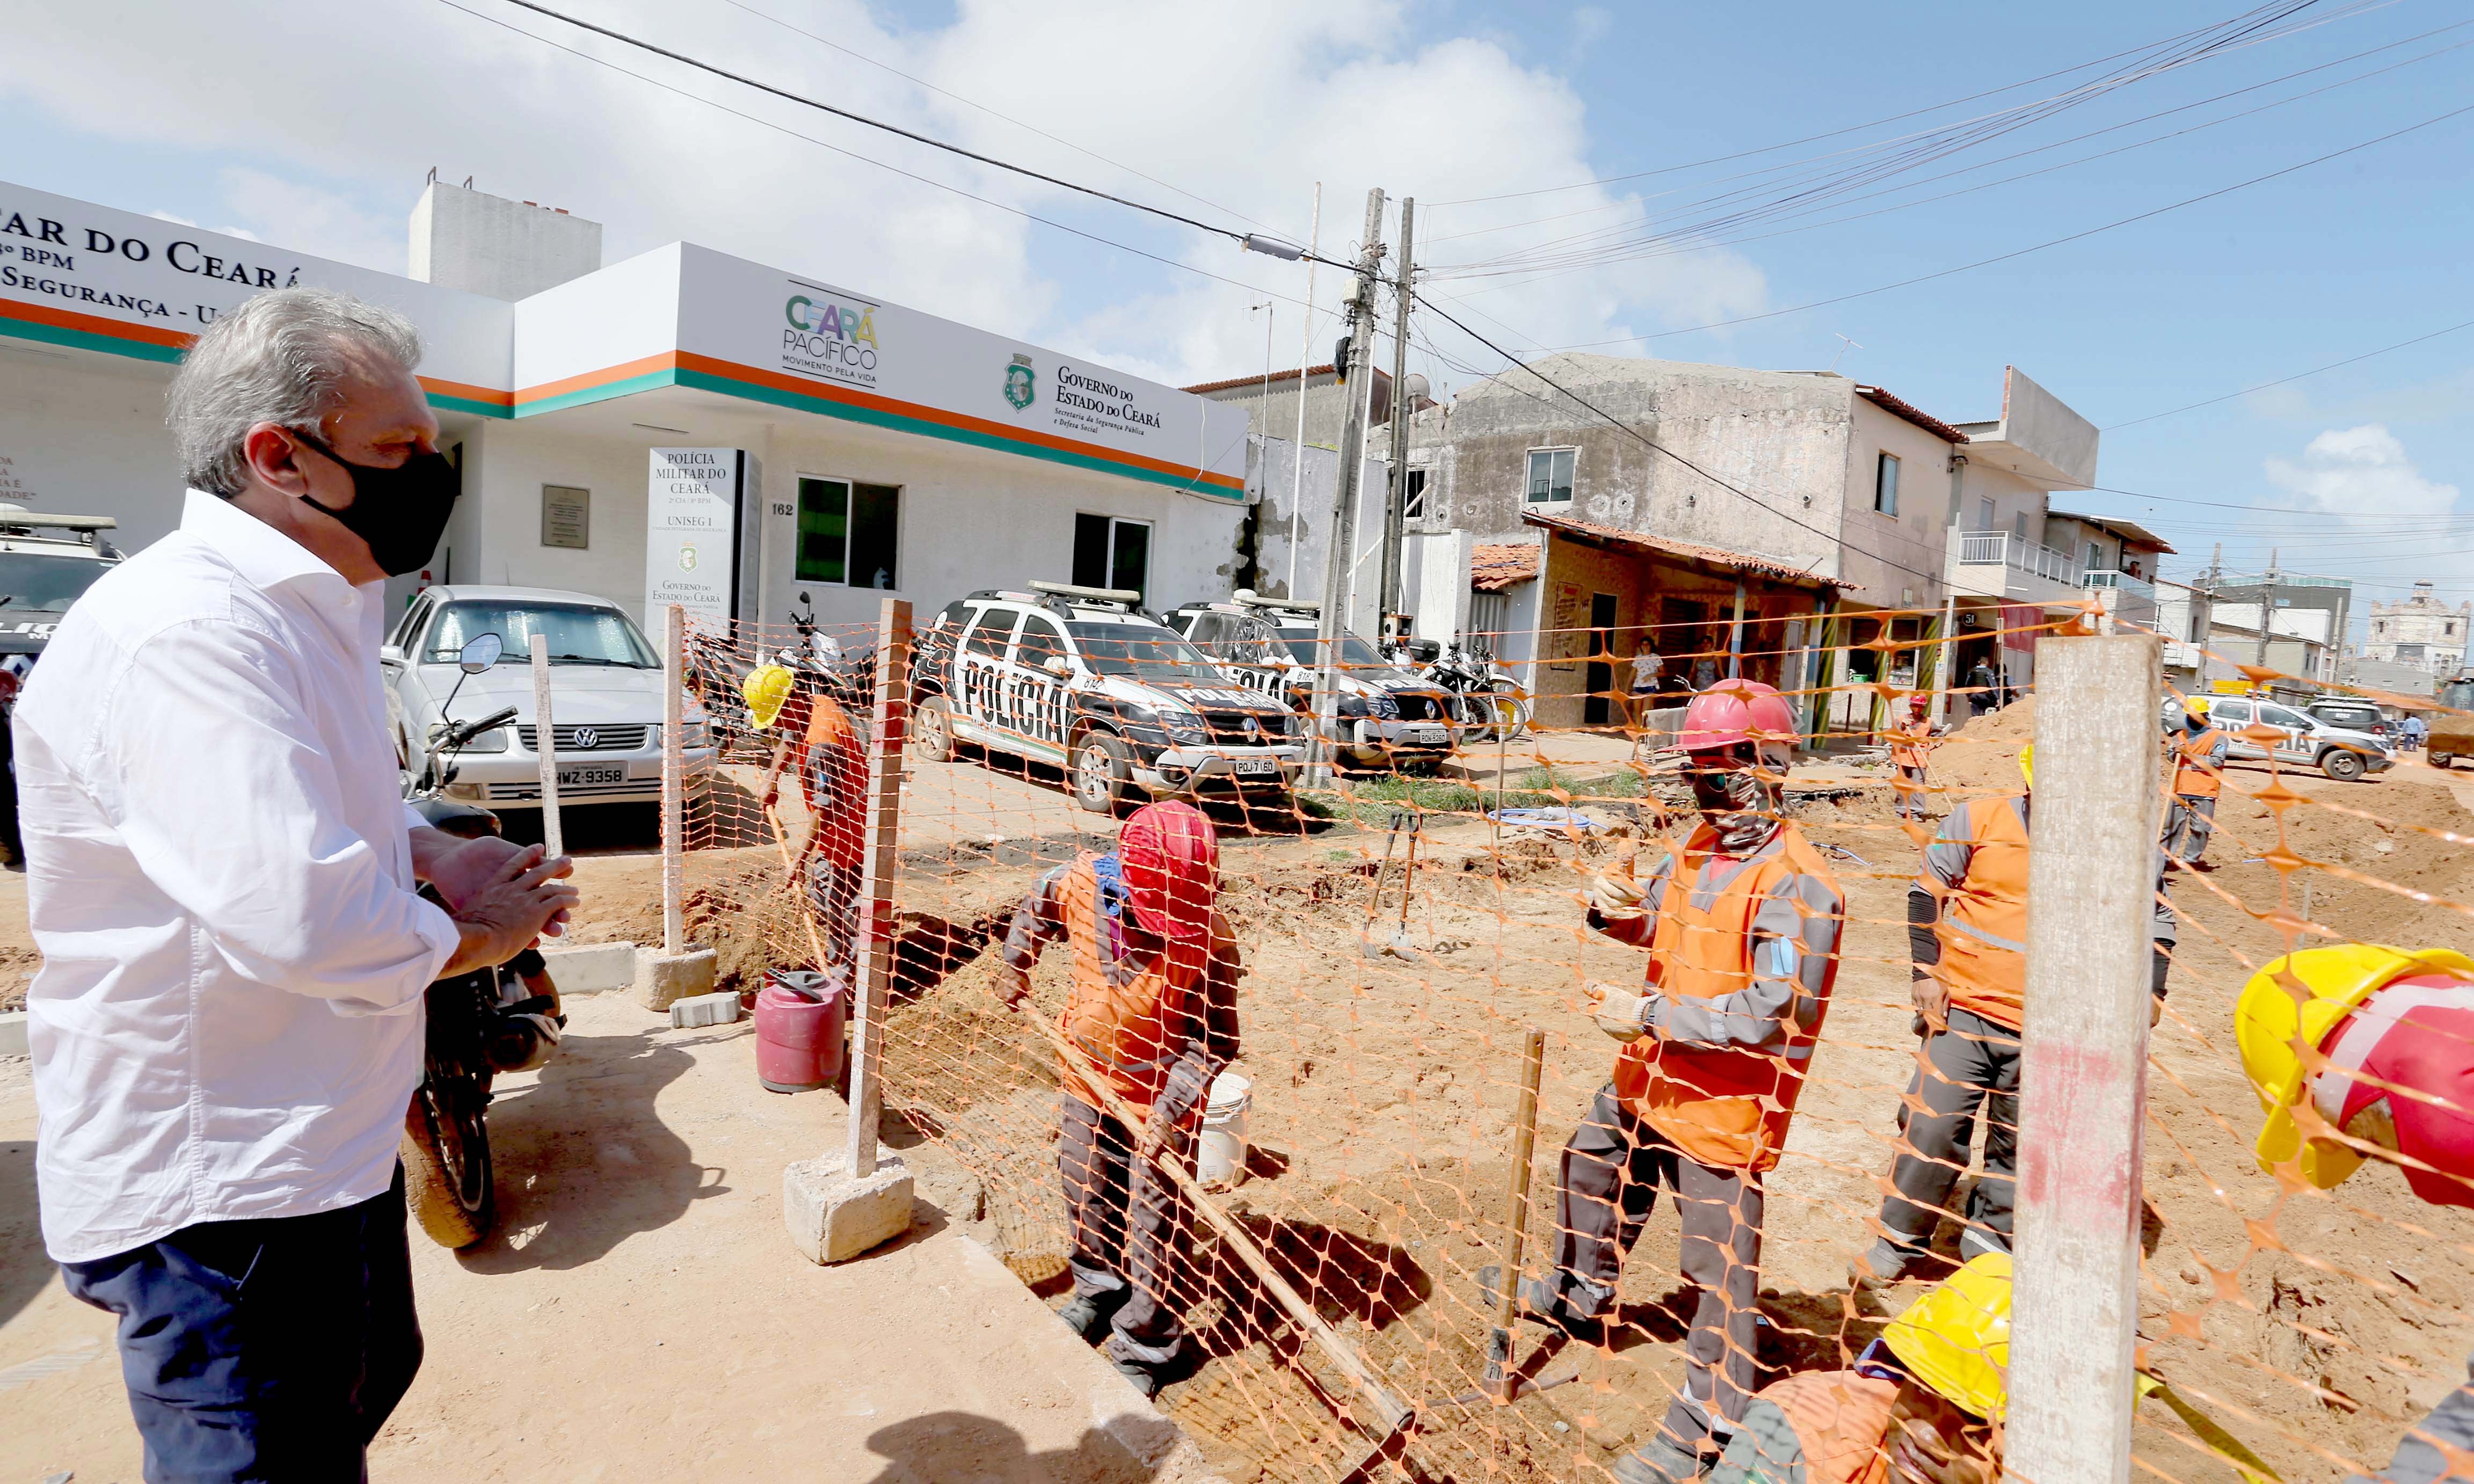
[1406,726,1450,746]
[558,765,625,787]
[1232,756,1279,777]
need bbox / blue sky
[5,0,2467,606]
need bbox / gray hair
[165,288,424,497]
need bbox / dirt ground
[8,719,2474,1483]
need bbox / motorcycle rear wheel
[403,1080,496,1249]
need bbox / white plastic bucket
[1196,1071,1253,1190]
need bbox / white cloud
[2264,424,2460,521]
[0,0,1765,387]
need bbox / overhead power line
[473,0,1331,263]
[2103,315,2474,428]
[1532,96,2474,351]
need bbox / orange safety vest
[2172,726,2225,800]
[1933,794,2029,1032]
[1057,857,1227,1118]
[1738,1371,1902,1484]
[799,694,869,871]
[1615,821,1843,1172]
[1888,719,1934,772]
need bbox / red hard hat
[1678,680,1796,754]
[1119,800,1219,942]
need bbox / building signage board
[0,179,511,404]
[646,448,760,631]
[672,245,1247,499]
[541,484,590,549]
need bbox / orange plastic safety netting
[651,599,2474,1484]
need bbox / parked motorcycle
[401,631,566,1249]
[1392,636,1531,743]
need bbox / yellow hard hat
[1883,1252,2012,1421]
[742,663,796,731]
[2236,944,2474,1188]
[2018,743,2034,789]
[2184,695,2210,718]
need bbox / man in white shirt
[16,288,578,1481]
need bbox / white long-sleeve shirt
[17,491,460,1263]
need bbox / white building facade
[2363,580,2470,675]
[0,179,1249,636]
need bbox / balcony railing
[1956,530,2083,586]
[2082,570,2156,601]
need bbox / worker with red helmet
[1888,693,1940,824]
[997,801,1240,1398]
[1499,680,1845,1482]
[1852,743,2179,1288]
[2238,945,2474,1482]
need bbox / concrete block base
[540,940,637,995]
[784,1151,914,1264]
[668,990,742,1029]
[635,946,716,1011]
[0,1009,26,1058]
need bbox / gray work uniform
[2162,728,2229,864]
[1881,796,2178,1260]
[1558,825,1844,1453]
[2350,1352,2474,1482]
[1000,859,1240,1367]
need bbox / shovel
[1357,808,1425,961]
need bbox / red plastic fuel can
[754,969,847,1093]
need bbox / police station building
[0,177,1249,632]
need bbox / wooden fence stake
[661,602,685,955]
[843,597,911,1181]
[530,644,563,859]
[1483,1026,1547,1402]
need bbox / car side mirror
[380,643,406,666]
[1044,656,1072,678]
[458,633,503,675]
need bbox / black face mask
[290,430,458,578]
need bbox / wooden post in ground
[1483,1027,1547,1401]
[2007,632,2162,1484]
[661,603,685,955]
[530,645,564,859]
[844,597,912,1181]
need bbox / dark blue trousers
[59,1167,423,1484]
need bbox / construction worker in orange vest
[2239,945,2474,1482]
[1488,680,1845,1483]
[996,801,1240,1398]
[1888,693,1940,824]
[1709,1253,2012,1484]
[2163,695,2228,869]
[749,663,870,965]
[1852,743,2179,1287]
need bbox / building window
[1977,497,1995,530]
[1525,448,1575,504]
[796,477,901,588]
[1403,467,1429,521]
[1873,452,1899,515]
[1072,513,1152,602]
[2013,511,2028,541]
[1468,591,1510,656]
[2086,542,2103,571]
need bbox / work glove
[1588,870,1647,919]
[1586,981,1654,1043]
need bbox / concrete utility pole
[2256,548,2280,670]
[1377,197,1416,637]
[1286,184,1321,596]
[1307,186,1387,787]
[2008,632,2163,1484]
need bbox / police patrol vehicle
[0,506,122,659]
[1163,591,1458,774]
[910,581,1304,813]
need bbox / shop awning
[1519,511,1853,590]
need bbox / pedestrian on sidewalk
[1888,693,1940,824]
[1627,637,1664,726]
[2163,696,2228,869]
[1500,681,1845,1483]
[1852,744,2175,1287]
[997,800,1240,1398]
[17,288,577,1481]
[750,662,868,965]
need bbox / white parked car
[2205,694,2392,782]
[382,584,712,811]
